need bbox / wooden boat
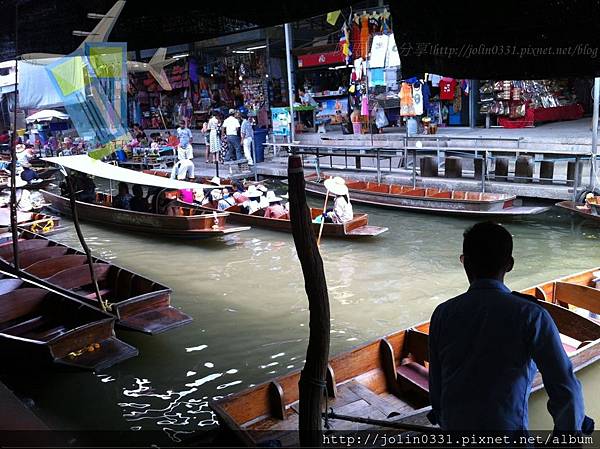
[198,203,388,238]
[211,269,600,446]
[556,201,600,222]
[305,175,550,216]
[41,190,249,239]
[0,209,61,241]
[0,271,137,370]
[0,230,192,335]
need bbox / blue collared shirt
[428,279,588,432]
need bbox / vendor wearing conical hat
[323,176,353,224]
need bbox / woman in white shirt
[207,112,221,163]
[323,176,353,224]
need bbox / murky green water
[3,193,600,442]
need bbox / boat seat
[0,239,50,261]
[23,324,67,342]
[80,288,112,300]
[396,362,429,394]
[45,263,111,291]
[25,254,87,279]
[17,246,68,269]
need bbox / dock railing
[266,141,592,201]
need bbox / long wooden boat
[305,175,550,216]
[0,271,137,370]
[556,201,600,222]
[0,210,61,242]
[41,190,249,239]
[211,269,600,446]
[0,230,192,335]
[197,203,388,238]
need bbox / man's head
[461,222,514,283]
[228,108,236,116]
[298,88,305,95]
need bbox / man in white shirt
[222,109,243,162]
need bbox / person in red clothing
[263,191,287,219]
[166,131,179,148]
[0,130,9,145]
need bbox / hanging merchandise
[361,94,369,116]
[422,82,431,114]
[354,58,364,80]
[439,78,456,100]
[412,82,424,115]
[369,68,385,87]
[453,84,462,112]
[441,104,449,122]
[400,82,415,116]
[369,34,389,68]
[386,33,401,67]
[341,23,352,64]
[360,13,369,59]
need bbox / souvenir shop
[478,79,585,128]
[128,58,192,130]
[335,7,471,135]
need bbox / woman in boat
[130,185,148,213]
[244,185,263,214]
[263,191,286,219]
[217,188,236,211]
[113,182,133,210]
[1,177,33,212]
[256,184,269,209]
[323,176,353,223]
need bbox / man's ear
[506,256,514,273]
[459,254,464,265]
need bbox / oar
[316,187,330,247]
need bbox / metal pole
[412,149,417,188]
[590,77,599,190]
[10,3,19,271]
[481,151,487,193]
[284,23,295,144]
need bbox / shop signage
[271,107,291,136]
[297,51,345,68]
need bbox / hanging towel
[369,68,385,87]
[386,33,401,67]
[369,34,389,68]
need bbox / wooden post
[10,4,19,271]
[65,171,107,312]
[288,154,330,447]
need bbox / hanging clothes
[369,34,389,68]
[361,95,369,116]
[413,82,424,115]
[453,84,462,112]
[439,78,456,100]
[386,33,401,67]
[360,15,370,59]
[369,68,385,87]
[400,82,415,117]
[422,83,431,115]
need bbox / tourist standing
[240,113,254,166]
[222,109,242,161]
[207,111,221,163]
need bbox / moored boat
[556,200,600,223]
[211,269,600,446]
[42,190,249,239]
[0,230,192,335]
[305,174,550,216]
[0,271,137,370]
[198,203,388,238]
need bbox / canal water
[3,194,600,442]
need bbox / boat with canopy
[40,155,249,239]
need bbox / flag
[326,10,341,26]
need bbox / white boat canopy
[26,109,69,123]
[42,155,217,190]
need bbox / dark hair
[463,222,513,278]
[118,182,129,195]
[132,184,143,197]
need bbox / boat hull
[0,231,192,335]
[305,178,550,216]
[41,190,248,239]
[198,204,388,238]
[556,201,600,222]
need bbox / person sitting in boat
[0,177,33,211]
[113,182,133,210]
[256,184,269,209]
[130,185,148,213]
[217,188,236,211]
[428,222,594,434]
[244,185,263,214]
[322,177,353,224]
[77,173,96,203]
[20,161,39,184]
[262,191,287,219]
[179,189,194,204]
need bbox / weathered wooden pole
[288,154,330,446]
[65,170,107,312]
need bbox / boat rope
[300,373,330,429]
[68,342,101,359]
[30,217,54,234]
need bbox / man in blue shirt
[428,222,593,433]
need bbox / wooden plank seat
[0,239,49,261]
[16,246,68,269]
[24,254,87,279]
[45,264,112,300]
[0,288,48,327]
[396,330,430,398]
[397,362,429,394]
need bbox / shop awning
[42,155,216,190]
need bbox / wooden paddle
[316,188,330,247]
